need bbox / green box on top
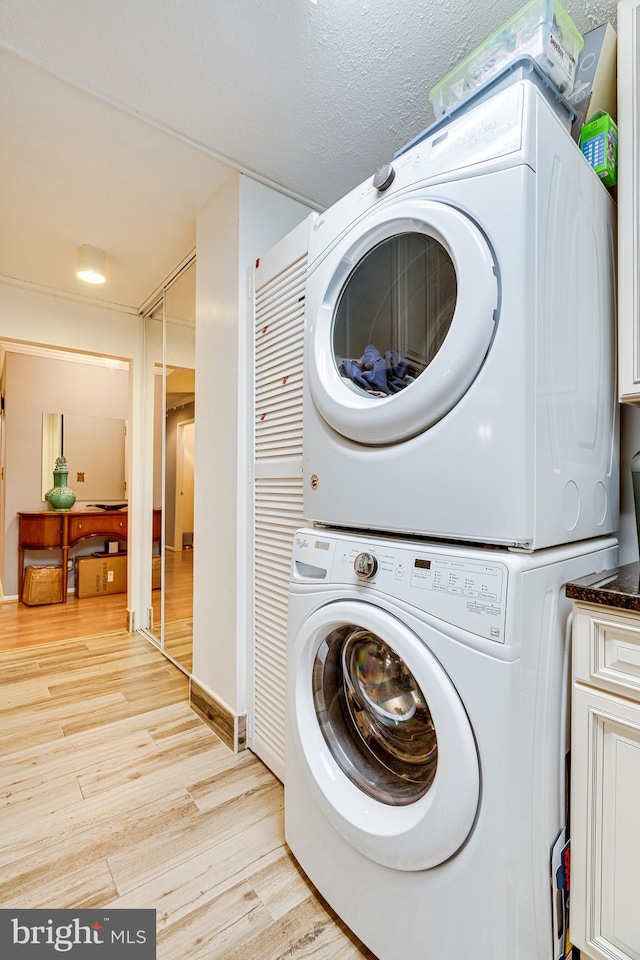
[579,110,617,187]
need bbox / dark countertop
[566,562,640,611]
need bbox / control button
[395,564,405,578]
[481,592,498,601]
[354,552,378,580]
[485,606,501,616]
[372,163,396,192]
[449,586,463,595]
[340,554,348,566]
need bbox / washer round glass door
[293,600,480,871]
[308,198,498,445]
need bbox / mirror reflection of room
[147,259,195,676]
[41,412,127,502]
[161,365,195,671]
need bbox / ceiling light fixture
[76,244,106,284]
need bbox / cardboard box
[152,555,161,590]
[568,23,617,142]
[580,110,618,186]
[76,554,127,599]
[22,566,63,605]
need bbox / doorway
[0,341,130,610]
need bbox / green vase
[45,456,76,511]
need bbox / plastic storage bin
[429,0,583,118]
[395,57,575,159]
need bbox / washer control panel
[292,531,509,643]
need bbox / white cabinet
[618,0,640,402]
[571,601,640,960]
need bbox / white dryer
[285,527,617,960]
[303,80,618,549]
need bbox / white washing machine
[303,79,618,549]
[285,527,617,960]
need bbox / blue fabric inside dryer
[340,344,410,396]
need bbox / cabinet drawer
[19,514,63,549]
[574,603,640,702]
[68,514,127,542]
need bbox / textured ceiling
[0,0,619,312]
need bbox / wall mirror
[41,413,127,501]
[145,259,195,675]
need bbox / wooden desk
[18,509,162,603]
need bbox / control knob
[372,163,396,192]
[354,552,378,580]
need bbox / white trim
[0,339,129,368]
[0,275,139,315]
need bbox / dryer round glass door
[293,599,480,871]
[308,198,498,445]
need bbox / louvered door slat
[249,220,308,781]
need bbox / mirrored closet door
[147,259,195,674]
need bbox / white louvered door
[249,218,309,780]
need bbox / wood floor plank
[146,710,203,745]
[0,774,84,823]
[0,790,199,892]
[208,895,340,960]
[0,693,128,754]
[77,725,238,799]
[0,737,244,869]
[187,751,276,812]
[107,780,283,895]
[0,676,53,709]
[106,813,286,926]
[156,879,269,960]
[7,859,118,910]
[249,847,315,921]
[0,727,155,794]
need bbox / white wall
[0,283,146,619]
[193,173,312,717]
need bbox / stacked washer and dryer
[284,80,619,960]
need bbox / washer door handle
[354,552,378,580]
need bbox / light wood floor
[0,629,375,960]
[0,591,129,651]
